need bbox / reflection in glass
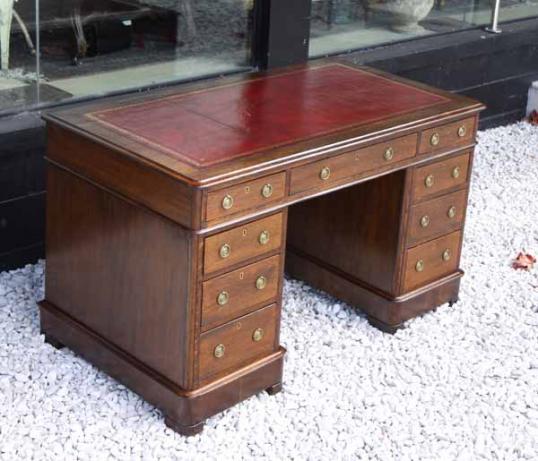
[1,0,254,113]
[309,0,534,57]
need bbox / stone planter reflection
[366,0,434,33]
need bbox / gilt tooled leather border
[86,64,449,169]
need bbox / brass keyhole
[452,166,461,179]
[442,249,451,262]
[384,147,394,161]
[420,215,430,228]
[415,260,425,272]
[447,206,456,219]
[457,125,466,138]
[430,132,440,146]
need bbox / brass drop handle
[219,243,231,259]
[252,328,264,342]
[258,230,270,245]
[430,132,440,146]
[420,215,430,228]
[457,125,467,137]
[214,344,225,358]
[221,194,234,210]
[255,275,267,290]
[442,249,451,262]
[424,174,434,188]
[384,147,394,161]
[320,166,331,181]
[217,291,229,306]
[452,166,461,179]
[415,260,425,272]
[261,183,273,198]
[447,206,456,219]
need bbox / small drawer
[206,172,286,222]
[419,117,476,155]
[290,133,417,195]
[201,255,281,331]
[402,230,462,292]
[204,213,283,275]
[412,152,470,202]
[407,189,468,247]
[199,303,278,381]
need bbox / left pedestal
[41,165,285,435]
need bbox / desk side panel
[47,123,199,229]
[44,165,195,389]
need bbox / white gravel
[1,122,538,461]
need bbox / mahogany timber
[201,255,281,331]
[412,152,471,201]
[406,189,468,247]
[418,117,476,155]
[40,60,485,435]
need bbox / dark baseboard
[0,243,44,272]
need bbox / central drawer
[198,303,278,382]
[290,133,417,195]
[201,255,281,331]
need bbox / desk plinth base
[38,300,285,436]
[286,250,462,333]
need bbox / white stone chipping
[1,122,537,460]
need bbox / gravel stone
[0,122,537,460]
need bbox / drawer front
[204,213,283,274]
[201,255,281,331]
[403,231,462,292]
[290,133,417,195]
[206,172,286,222]
[419,117,476,155]
[407,189,468,247]
[412,152,470,202]
[199,303,278,381]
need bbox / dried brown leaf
[528,110,538,126]
[512,252,536,270]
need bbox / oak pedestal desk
[40,62,484,435]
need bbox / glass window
[1,0,255,115]
[500,0,538,23]
[309,0,518,58]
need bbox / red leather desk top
[46,62,483,184]
[88,64,447,168]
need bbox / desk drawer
[412,152,470,202]
[204,213,283,275]
[402,230,462,292]
[206,172,286,222]
[290,133,417,195]
[201,255,281,331]
[199,303,278,381]
[407,189,468,247]
[419,117,476,155]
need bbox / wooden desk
[39,62,484,435]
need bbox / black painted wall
[1,17,537,271]
[339,18,538,128]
